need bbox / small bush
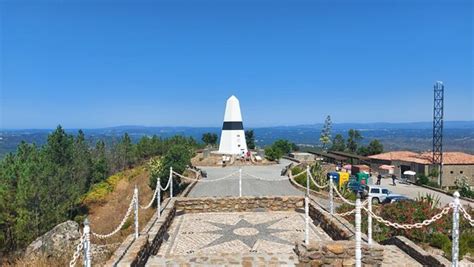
[430,233,451,249]
[416,175,429,185]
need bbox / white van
[364,185,400,204]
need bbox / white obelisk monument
[218,95,248,155]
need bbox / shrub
[416,175,429,185]
[430,233,451,249]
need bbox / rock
[325,244,345,255]
[24,220,81,261]
[23,220,117,264]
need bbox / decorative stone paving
[157,211,331,257]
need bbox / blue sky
[1,0,472,129]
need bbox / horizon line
[1,120,473,131]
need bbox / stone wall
[381,236,451,267]
[175,196,305,213]
[295,240,384,266]
[106,199,177,267]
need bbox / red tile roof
[369,151,474,165]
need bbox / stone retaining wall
[175,196,305,213]
[381,236,451,266]
[295,240,384,266]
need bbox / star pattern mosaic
[203,218,292,249]
[157,211,332,256]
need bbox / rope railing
[363,204,453,230]
[172,170,238,182]
[69,163,473,267]
[69,232,85,267]
[308,172,329,189]
[159,176,172,191]
[241,171,289,181]
[460,204,474,226]
[91,193,136,239]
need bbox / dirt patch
[87,167,156,247]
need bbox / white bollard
[239,168,242,197]
[452,191,460,267]
[305,166,310,245]
[134,186,139,239]
[169,167,173,198]
[329,176,334,215]
[83,218,91,267]
[305,196,309,245]
[355,192,362,267]
[157,177,161,218]
[368,196,373,245]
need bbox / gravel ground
[189,159,303,197]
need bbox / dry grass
[6,165,157,266]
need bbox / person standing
[376,174,382,185]
[391,174,397,186]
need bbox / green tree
[72,130,92,192]
[330,134,346,151]
[245,130,256,149]
[202,133,218,147]
[319,115,332,151]
[346,129,362,153]
[273,139,292,155]
[367,139,384,155]
[150,145,193,194]
[264,146,283,162]
[91,140,108,185]
[118,133,135,170]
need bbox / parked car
[346,179,365,195]
[364,185,400,204]
[381,195,412,204]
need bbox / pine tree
[330,134,346,151]
[91,140,109,185]
[347,129,362,153]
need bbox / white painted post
[368,196,373,245]
[83,218,91,267]
[239,168,242,197]
[329,175,334,215]
[355,192,362,267]
[305,166,310,245]
[452,191,460,267]
[134,186,139,239]
[169,167,173,198]
[157,177,161,218]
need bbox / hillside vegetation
[0,125,199,263]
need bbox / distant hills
[1,121,473,158]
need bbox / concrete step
[146,253,298,266]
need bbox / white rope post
[305,166,310,245]
[452,191,460,267]
[368,196,373,245]
[134,186,139,239]
[157,177,161,218]
[329,175,334,215]
[355,192,362,267]
[239,168,242,197]
[169,167,173,198]
[83,218,91,267]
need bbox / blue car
[382,195,412,204]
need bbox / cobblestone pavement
[157,211,331,257]
[190,159,303,197]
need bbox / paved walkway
[379,178,472,207]
[148,211,329,266]
[190,160,303,197]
